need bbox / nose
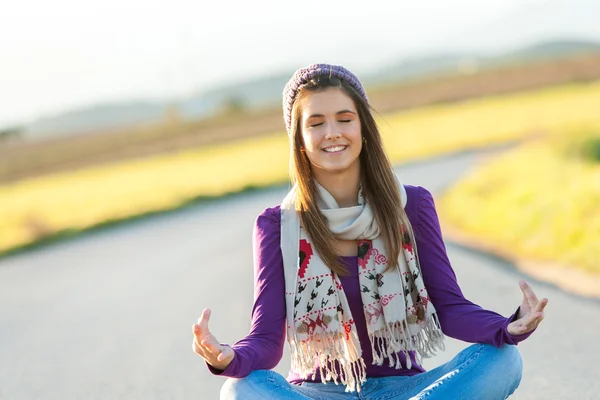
[324,123,342,140]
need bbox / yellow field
[2,81,600,255]
[0,133,289,252]
[439,126,600,273]
[380,81,600,161]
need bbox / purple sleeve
[413,186,533,346]
[207,207,287,377]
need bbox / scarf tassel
[289,331,368,393]
[369,314,446,370]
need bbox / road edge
[440,220,600,300]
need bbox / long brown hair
[288,75,415,275]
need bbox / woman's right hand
[192,308,235,371]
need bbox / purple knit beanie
[282,63,368,135]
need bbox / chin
[318,163,355,175]
[310,156,360,177]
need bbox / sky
[0,0,561,127]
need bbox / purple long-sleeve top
[208,185,532,382]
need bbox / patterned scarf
[280,179,445,392]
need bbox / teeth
[324,146,346,152]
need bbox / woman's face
[299,88,362,179]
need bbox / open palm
[192,309,235,371]
[507,280,548,335]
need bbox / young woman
[192,64,548,399]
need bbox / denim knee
[482,344,523,386]
[220,370,273,400]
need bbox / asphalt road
[1,149,597,399]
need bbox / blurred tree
[0,126,23,141]
[581,137,600,163]
[564,132,600,164]
[220,96,247,115]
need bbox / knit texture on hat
[282,63,368,134]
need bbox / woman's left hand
[507,280,548,335]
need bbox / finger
[192,323,206,341]
[520,312,544,331]
[201,337,223,356]
[519,292,532,315]
[217,346,234,362]
[193,338,209,359]
[191,327,205,351]
[194,335,224,365]
[533,298,549,313]
[198,308,211,330]
[192,324,214,353]
[508,319,531,335]
[510,320,532,335]
[519,280,540,309]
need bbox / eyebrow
[306,109,357,119]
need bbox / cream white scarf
[280,179,445,392]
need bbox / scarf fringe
[289,314,445,392]
[369,314,446,370]
[289,332,367,393]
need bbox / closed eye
[310,122,324,127]
[339,120,351,123]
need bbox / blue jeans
[220,343,523,399]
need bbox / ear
[297,133,306,151]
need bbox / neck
[313,164,361,207]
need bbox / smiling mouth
[323,145,348,153]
